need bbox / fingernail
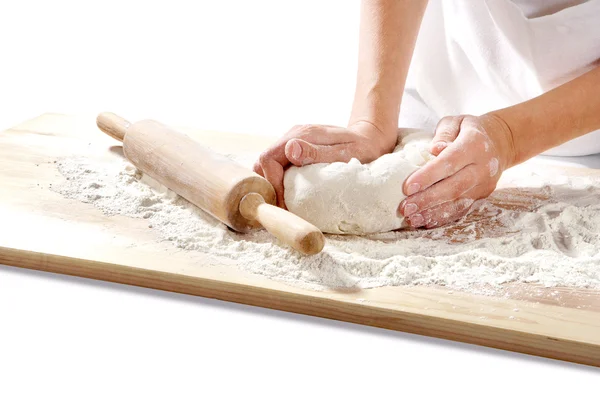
[409,214,424,227]
[406,183,421,196]
[291,141,302,160]
[404,203,418,216]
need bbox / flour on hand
[283,130,434,234]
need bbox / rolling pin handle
[96,112,131,142]
[239,193,325,255]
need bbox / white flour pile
[52,154,600,293]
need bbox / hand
[399,114,515,228]
[253,121,397,208]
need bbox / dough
[283,130,434,234]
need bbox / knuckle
[304,144,318,161]
[285,125,304,139]
[422,210,434,222]
[436,129,454,139]
[472,140,487,154]
[421,209,440,228]
[438,153,460,174]
[298,124,316,134]
[403,194,426,214]
[258,151,270,165]
[289,124,313,137]
[419,190,438,210]
[437,116,454,126]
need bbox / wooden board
[1,113,599,367]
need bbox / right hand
[253,121,397,208]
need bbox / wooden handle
[96,112,131,142]
[239,193,325,255]
[95,112,323,254]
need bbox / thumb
[430,115,464,155]
[285,139,355,166]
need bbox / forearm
[489,65,600,166]
[349,0,428,138]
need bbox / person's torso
[408,0,600,117]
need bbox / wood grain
[239,193,325,255]
[1,113,599,367]
[96,112,128,142]
[96,113,324,254]
[120,117,276,233]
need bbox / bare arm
[491,65,600,166]
[350,0,428,139]
[255,0,428,207]
[401,64,600,229]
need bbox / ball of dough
[283,130,434,234]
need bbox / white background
[0,1,598,399]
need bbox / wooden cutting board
[1,113,599,367]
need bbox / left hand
[398,114,516,228]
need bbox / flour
[488,158,499,177]
[53,154,600,293]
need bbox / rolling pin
[96,112,325,255]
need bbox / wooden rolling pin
[96,112,325,255]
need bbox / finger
[259,138,293,169]
[285,139,356,166]
[258,125,356,171]
[254,124,357,206]
[415,197,475,229]
[403,142,473,196]
[258,154,286,209]
[430,115,465,155]
[253,160,264,177]
[399,163,481,218]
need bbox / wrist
[350,76,404,135]
[349,100,400,142]
[347,118,398,154]
[486,67,600,164]
[348,114,397,137]
[482,111,518,170]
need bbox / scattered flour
[52,154,600,293]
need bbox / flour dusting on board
[53,155,600,293]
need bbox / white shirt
[402,0,600,156]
